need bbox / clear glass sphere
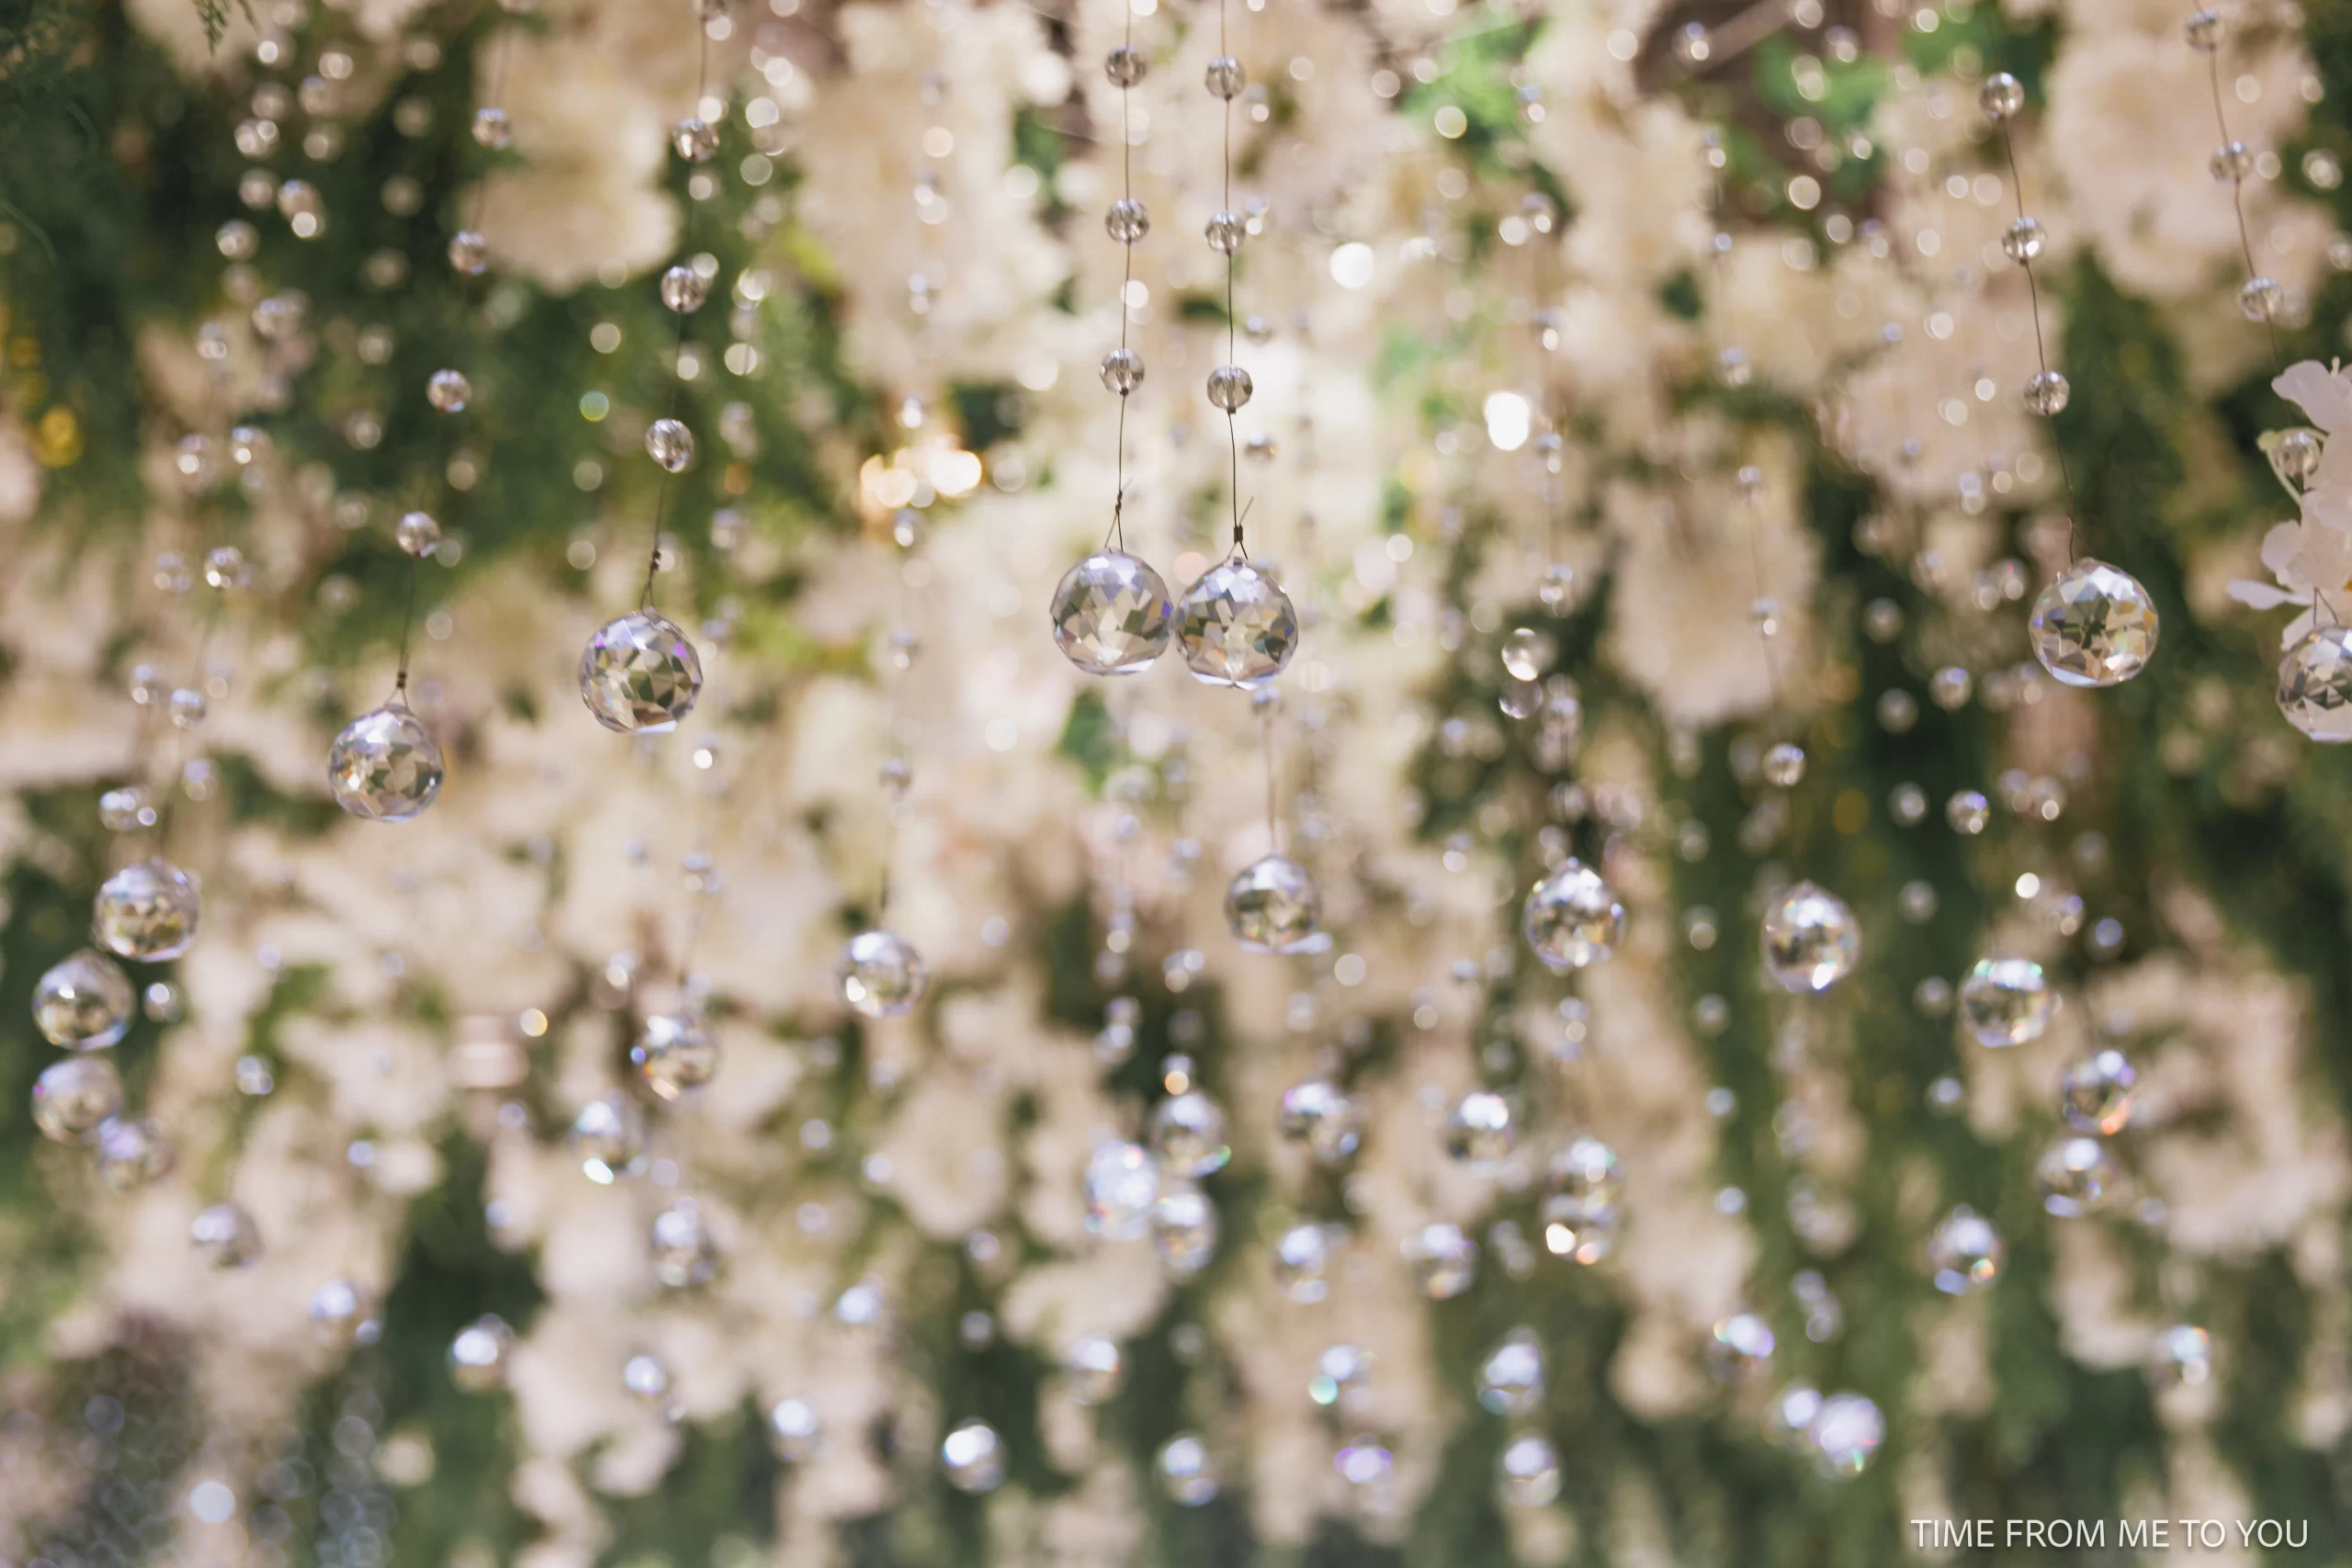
[426,367,471,412]
[633,1012,718,1100]
[471,105,512,150]
[1928,1207,2005,1293]
[190,1201,262,1267]
[837,929,928,1017]
[34,949,134,1049]
[95,1116,175,1191]
[1543,1134,1622,1264]
[1205,365,1253,412]
[1760,740,1806,787]
[2186,6,2222,49]
[449,1314,514,1390]
[396,510,441,557]
[1760,880,1860,994]
[2061,1048,2137,1134]
[580,611,704,733]
[650,1200,719,1287]
[569,1092,648,1180]
[168,687,207,728]
[1402,1221,1477,1299]
[1065,1335,1125,1404]
[1156,1433,1218,1504]
[2278,625,2352,740]
[1500,626,1554,681]
[2240,276,2285,322]
[1278,1078,1363,1165]
[1478,1330,1545,1415]
[2036,1134,2119,1216]
[2023,368,2070,415]
[1104,197,1149,243]
[1084,1139,1159,1239]
[1050,550,1172,674]
[1521,858,1624,972]
[2273,425,2324,489]
[1224,853,1320,953]
[661,264,709,312]
[1105,43,1147,85]
[447,229,489,276]
[1806,1393,1885,1479]
[328,703,445,821]
[1444,1090,1517,1173]
[1204,210,1246,254]
[1707,1312,1777,1383]
[1100,348,1144,394]
[33,1056,122,1142]
[2030,558,2159,687]
[1151,1182,1218,1276]
[2210,139,2254,183]
[1273,1221,1331,1302]
[942,1420,1005,1494]
[766,1397,823,1460]
[311,1279,382,1347]
[1175,558,1298,687]
[1148,1089,1231,1178]
[1497,1433,1561,1507]
[2002,215,2045,262]
[93,858,202,962]
[1204,54,1246,97]
[1978,71,2023,120]
[673,116,719,162]
[1958,955,2056,1046]
[645,417,695,472]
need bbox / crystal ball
[941,1420,1005,1495]
[1224,853,1320,953]
[190,1201,263,1267]
[1065,1336,1125,1404]
[2037,1134,2119,1216]
[1402,1221,1477,1300]
[1273,1222,1331,1302]
[837,928,927,1018]
[1148,1089,1231,1178]
[1278,1077,1363,1166]
[2061,1048,2136,1134]
[1760,879,1860,993]
[311,1280,381,1347]
[449,1314,514,1391]
[1175,558,1297,687]
[1806,1393,1885,1479]
[1521,858,1624,972]
[2278,625,2352,740]
[1498,1434,1562,1507]
[1049,549,1173,675]
[1479,1330,1546,1414]
[33,1056,122,1143]
[569,1092,648,1180]
[673,116,720,162]
[1705,1313,1777,1384]
[661,264,709,312]
[1958,954,2056,1047]
[580,611,704,733]
[426,367,470,412]
[1928,1207,2005,1293]
[1084,1139,1159,1239]
[632,1012,718,1100]
[650,1200,719,1287]
[2030,558,2158,688]
[93,858,202,962]
[34,949,135,1049]
[1151,1182,1218,1276]
[1444,1090,1517,1173]
[328,703,446,821]
[96,1116,175,1191]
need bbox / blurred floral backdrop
[6,0,2352,1561]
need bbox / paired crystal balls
[581,611,705,734]
[329,703,445,821]
[1050,552,1298,687]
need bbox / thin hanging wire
[1103,5,1137,553]
[1989,102,2085,563]
[1218,0,1247,560]
[639,17,715,612]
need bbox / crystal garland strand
[322,5,530,823]
[575,6,723,739]
[2187,6,2352,738]
[1977,72,2161,690]
[1048,6,1175,677]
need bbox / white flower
[2225,498,2352,648]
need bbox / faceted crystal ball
[941,1420,1005,1495]
[1443,1090,1517,1174]
[1760,880,1860,994]
[1049,550,1173,675]
[1273,1221,1332,1302]
[1498,1434,1562,1508]
[1175,558,1299,687]
[328,703,445,821]
[2061,1048,2137,1134]
[310,1280,382,1348]
[190,1201,263,1267]
[2278,625,2352,740]
[33,1056,123,1143]
[650,1200,720,1288]
[2036,1134,2119,1217]
[1402,1220,1477,1299]
[1278,1077,1363,1166]
[1928,1207,2005,1294]
[2029,558,2159,687]
[1705,1312,1777,1384]
[1521,858,1624,972]
[580,610,704,734]
[1065,1336,1125,1405]
[1224,853,1321,953]
[1958,955,2056,1047]
[569,1092,648,1181]
[93,858,203,962]
[1151,1182,1218,1276]
[1543,1134,1623,1264]
[95,1116,175,1191]
[632,1012,718,1100]
[837,929,928,1018]
[34,949,135,1049]
[1806,1393,1885,1480]
[449,1314,515,1391]
[1479,1330,1546,1415]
